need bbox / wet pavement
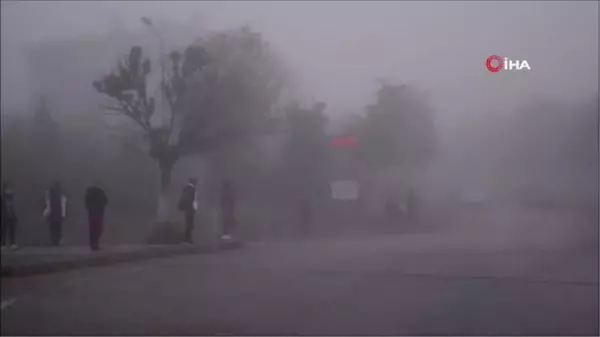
[1,207,598,335]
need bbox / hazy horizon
[2,1,598,117]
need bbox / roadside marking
[1,298,17,311]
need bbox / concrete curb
[1,241,244,278]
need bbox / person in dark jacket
[44,181,67,246]
[220,180,237,240]
[1,182,19,250]
[178,178,198,244]
[85,185,108,251]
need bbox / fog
[0,1,597,246]
[3,2,598,109]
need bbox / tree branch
[100,104,126,116]
[116,99,151,133]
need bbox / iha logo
[485,55,531,73]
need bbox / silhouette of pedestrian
[1,182,19,250]
[85,184,108,251]
[178,178,198,244]
[220,180,237,240]
[44,181,67,246]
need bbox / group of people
[42,181,108,250]
[1,181,108,251]
[1,178,236,250]
[2,177,238,251]
[178,178,237,244]
[3,176,417,250]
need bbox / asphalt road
[1,207,598,335]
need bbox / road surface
[1,207,598,335]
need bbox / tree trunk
[157,160,174,223]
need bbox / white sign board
[331,180,359,201]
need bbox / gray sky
[1,1,598,120]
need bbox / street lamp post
[141,17,168,128]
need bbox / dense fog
[1,1,597,245]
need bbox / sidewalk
[1,241,243,278]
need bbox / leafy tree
[356,82,436,172]
[279,101,331,201]
[93,25,286,221]
[505,95,598,170]
[499,95,598,204]
[1,112,31,185]
[31,96,60,159]
[24,96,63,190]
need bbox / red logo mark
[486,55,503,73]
[331,136,356,148]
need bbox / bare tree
[355,82,436,172]
[93,25,286,222]
[279,101,331,201]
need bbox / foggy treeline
[1,2,598,246]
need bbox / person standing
[178,178,198,244]
[44,181,67,246]
[1,182,19,250]
[220,180,237,240]
[85,184,108,251]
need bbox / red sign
[331,136,356,148]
